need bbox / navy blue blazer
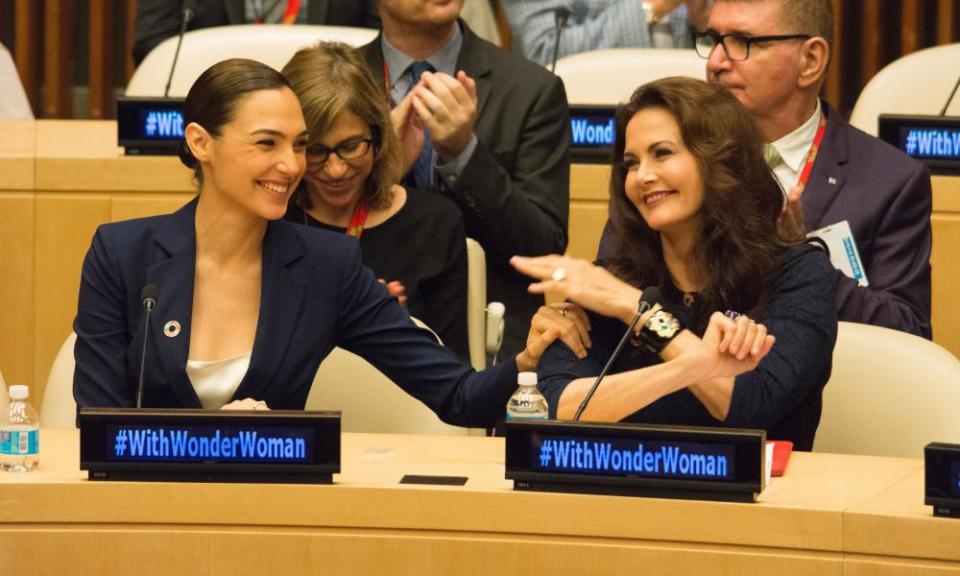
[73,200,517,428]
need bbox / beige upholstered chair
[305,317,484,436]
[466,238,505,370]
[40,332,78,429]
[554,48,705,105]
[849,43,960,137]
[0,42,32,120]
[126,24,378,97]
[814,321,960,458]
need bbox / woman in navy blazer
[73,59,545,427]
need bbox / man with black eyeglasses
[700,0,932,338]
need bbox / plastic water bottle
[0,385,40,472]
[506,372,549,420]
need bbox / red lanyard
[345,202,369,239]
[281,0,301,24]
[252,0,300,24]
[797,114,827,190]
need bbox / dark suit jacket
[133,0,380,65]
[72,200,517,428]
[597,101,932,338]
[359,23,571,356]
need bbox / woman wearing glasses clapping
[282,42,469,361]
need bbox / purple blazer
[597,101,932,337]
[802,102,931,338]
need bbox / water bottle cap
[518,371,538,386]
[9,385,29,400]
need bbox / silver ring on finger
[551,267,567,282]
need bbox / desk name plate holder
[925,442,960,518]
[117,97,186,156]
[877,114,960,175]
[505,419,766,502]
[568,104,617,165]
[79,408,340,484]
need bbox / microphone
[573,286,661,421]
[163,0,197,98]
[939,72,960,116]
[550,8,571,73]
[136,284,158,409]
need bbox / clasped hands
[391,70,478,172]
[511,255,775,379]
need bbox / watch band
[638,309,683,354]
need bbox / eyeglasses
[693,31,811,61]
[306,136,373,163]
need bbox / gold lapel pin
[163,320,181,338]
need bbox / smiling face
[302,110,375,219]
[196,87,308,221]
[623,107,705,241]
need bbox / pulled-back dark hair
[178,58,292,185]
[607,77,787,317]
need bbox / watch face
[649,311,681,339]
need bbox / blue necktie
[406,60,435,192]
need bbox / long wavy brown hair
[606,77,788,316]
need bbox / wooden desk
[2,430,955,575]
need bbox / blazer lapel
[804,101,848,230]
[456,22,493,121]
[147,200,202,408]
[233,220,308,401]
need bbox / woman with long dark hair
[512,77,837,450]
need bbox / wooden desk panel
[0,121,35,190]
[0,431,951,576]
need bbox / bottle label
[0,429,39,455]
[505,413,548,420]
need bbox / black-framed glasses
[306,136,373,163]
[693,31,811,61]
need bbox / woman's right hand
[516,303,592,371]
[510,255,643,326]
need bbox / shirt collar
[769,99,822,172]
[381,23,463,90]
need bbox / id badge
[807,220,869,287]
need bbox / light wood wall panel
[33,194,111,404]
[0,194,34,388]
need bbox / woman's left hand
[510,254,642,325]
[700,312,775,379]
[379,278,407,305]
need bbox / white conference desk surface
[1,429,957,576]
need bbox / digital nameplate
[79,408,340,484]
[117,97,186,156]
[878,114,960,175]
[505,419,765,502]
[569,104,617,164]
[925,442,960,518]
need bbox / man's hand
[411,70,478,162]
[391,89,425,174]
[777,183,806,242]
